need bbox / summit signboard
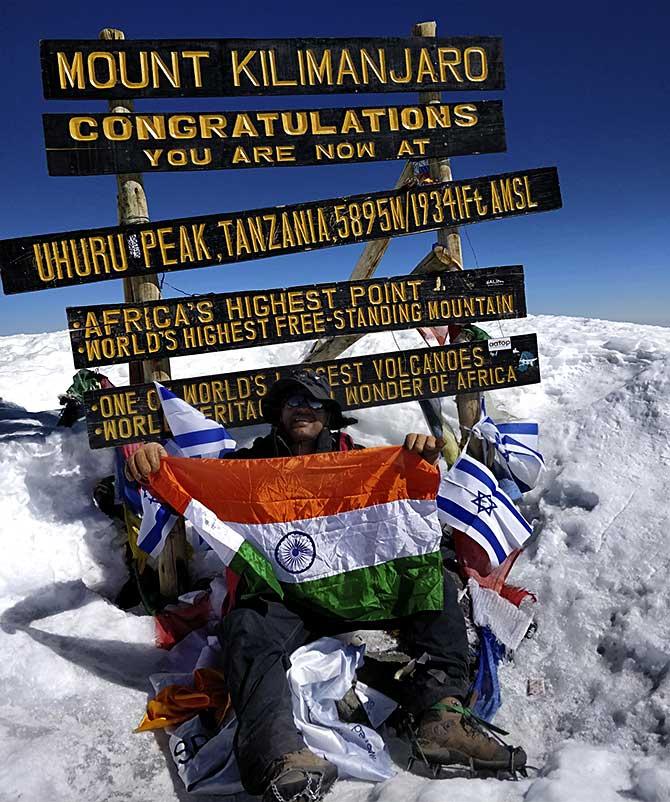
[40,37,504,99]
[43,100,506,175]
[0,167,561,294]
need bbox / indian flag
[149,446,444,621]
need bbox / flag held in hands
[148,446,445,621]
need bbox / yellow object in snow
[135,668,230,732]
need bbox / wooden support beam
[414,20,482,459]
[303,161,414,363]
[100,28,186,600]
[304,22,483,458]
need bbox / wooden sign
[68,265,526,368]
[40,37,504,100]
[84,333,540,449]
[0,167,561,295]
[43,100,506,176]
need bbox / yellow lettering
[69,116,98,141]
[336,49,361,85]
[231,50,259,87]
[87,52,117,89]
[181,50,209,87]
[305,49,333,85]
[389,49,412,84]
[464,47,488,82]
[118,51,149,89]
[437,48,462,82]
[454,103,478,127]
[136,115,167,140]
[232,146,251,164]
[268,50,298,86]
[102,115,132,140]
[232,113,260,138]
[359,48,387,84]
[144,149,162,167]
[524,175,539,208]
[57,51,85,89]
[150,51,180,88]
[416,49,438,82]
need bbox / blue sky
[0,0,668,335]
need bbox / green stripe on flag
[230,540,284,598]
[284,551,444,621]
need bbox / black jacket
[225,427,361,460]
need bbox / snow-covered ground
[1,314,669,802]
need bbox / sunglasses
[283,394,325,410]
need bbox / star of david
[472,491,497,515]
[142,491,160,507]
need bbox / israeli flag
[137,490,179,559]
[473,400,544,493]
[137,383,236,558]
[156,383,236,458]
[437,453,533,567]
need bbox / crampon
[400,703,534,781]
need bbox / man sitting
[127,369,526,801]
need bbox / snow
[1,314,669,801]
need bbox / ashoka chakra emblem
[274,531,316,574]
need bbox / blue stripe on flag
[158,385,177,401]
[497,423,538,436]
[493,488,533,535]
[436,496,508,563]
[499,434,545,462]
[454,457,533,536]
[139,504,175,555]
[454,457,496,492]
[173,428,230,449]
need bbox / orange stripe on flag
[150,446,438,525]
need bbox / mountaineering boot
[262,748,338,802]
[414,697,527,775]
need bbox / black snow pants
[218,570,469,794]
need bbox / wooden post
[100,28,186,599]
[413,20,483,460]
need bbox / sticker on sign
[488,337,512,352]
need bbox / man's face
[279,393,328,444]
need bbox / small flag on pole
[157,383,236,458]
[137,491,179,559]
[437,453,534,567]
[473,399,545,492]
[136,383,236,558]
